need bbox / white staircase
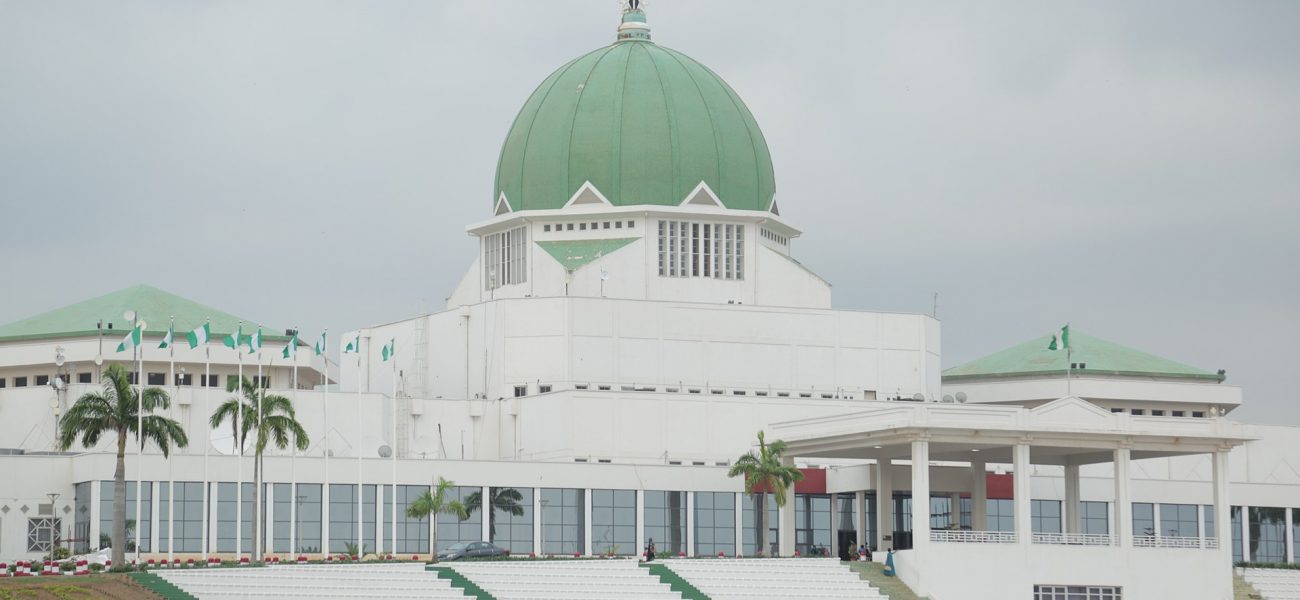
[659,558,888,600]
[449,558,682,600]
[1243,568,1300,600]
[158,563,469,599]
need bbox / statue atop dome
[618,0,651,41]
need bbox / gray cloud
[2,0,1296,422]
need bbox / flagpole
[390,347,397,556]
[167,316,175,565]
[289,328,298,558]
[134,313,143,564]
[356,343,363,557]
[202,317,210,561]
[318,330,327,558]
[235,321,243,564]
[255,327,264,561]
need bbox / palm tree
[56,363,189,567]
[464,487,524,541]
[209,376,308,559]
[405,477,467,562]
[727,430,803,557]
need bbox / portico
[770,397,1252,600]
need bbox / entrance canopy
[770,396,1253,465]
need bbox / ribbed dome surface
[494,39,775,212]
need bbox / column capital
[911,431,933,442]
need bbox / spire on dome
[617,0,651,42]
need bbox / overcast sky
[2,1,1297,423]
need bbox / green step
[641,563,711,600]
[847,561,924,600]
[426,565,495,599]
[128,571,199,600]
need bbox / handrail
[1032,533,1114,546]
[929,530,1017,544]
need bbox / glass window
[1204,505,1215,543]
[1232,506,1243,562]
[1034,585,1122,599]
[1132,503,1155,537]
[488,487,533,555]
[329,484,357,554]
[795,494,831,556]
[1159,504,1199,538]
[592,489,636,556]
[159,482,204,553]
[36,375,50,386]
[540,488,585,555]
[382,484,431,554]
[74,482,92,553]
[483,226,528,290]
[1249,506,1286,563]
[865,493,877,550]
[436,486,482,552]
[1081,501,1109,535]
[147,373,165,385]
[960,497,972,530]
[295,483,322,554]
[26,518,62,552]
[101,480,152,552]
[216,482,252,553]
[648,491,689,557]
[740,493,776,556]
[15,376,28,387]
[987,499,1014,532]
[1032,500,1062,534]
[273,483,291,553]
[694,491,735,557]
[1293,507,1300,564]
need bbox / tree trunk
[759,491,770,557]
[112,430,127,567]
[430,518,439,564]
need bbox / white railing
[1133,535,1205,549]
[1032,533,1115,546]
[930,530,1017,544]
[1205,537,1219,549]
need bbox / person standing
[645,539,656,562]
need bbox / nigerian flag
[247,327,262,354]
[343,335,360,354]
[1048,325,1071,351]
[314,332,327,356]
[224,323,243,350]
[159,323,174,349]
[186,323,210,349]
[115,326,142,353]
[381,338,395,362]
[282,332,298,359]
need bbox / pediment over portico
[1028,396,1117,430]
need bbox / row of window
[528,381,859,400]
[541,220,636,233]
[760,227,788,246]
[657,220,745,280]
[484,226,527,291]
[1,373,269,390]
[1109,407,1208,418]
[1034,585,1121,600]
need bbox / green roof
[0,284,287,343]
[943,330,1223,382]
[494,11,775,212]
[536,238,638,271]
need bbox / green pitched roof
[943,330,1223,382]
[0,284,287,343]
[494,14,775,212]
[536,238,638,271]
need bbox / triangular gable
[564,181,612,208]
[769,197,781,215]
[1028,396,1117,429]
[536,238,638,271]
[494,193,513,216]
[681,181,723,208]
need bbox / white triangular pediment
[564,181,612,208]
[681,181,723,208]
[494,193,513,216]
[769,197,781,215]
[1029,396,1117,429]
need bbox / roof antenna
[932,292,939,318]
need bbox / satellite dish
[942,394,954,403]
[123,310,136,322]
[55,356,65,367]
[955,392,968,404]
[377,445,392,458]
[912,393,925,402]
[52,377,65,391]
[137,320,148,331]
[211,428,239,455]
[94,355,104,366]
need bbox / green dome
[494,20,775,212]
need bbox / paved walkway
[846,561,923,600]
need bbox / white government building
[0,6,1295,600]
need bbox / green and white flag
[223,323,243,350]
[186,323,210,349]
[282,332,298,359]
[159,323,174,349]
[247,327,262,354]
[381,338,395,362]
[1048,324,1071,351]
[343,335,360,354]
[314,332,327,356]
[115,326,142,353]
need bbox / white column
[583,489,593,557]
[1013,443,1032,546]
[320,483,329,555]
[876,458,893,550]
[1153,501,1163,539]
[829,493,840,557]
[778,456,796,556]
[1285,507,1294,564]
[734,492,744,557]
[480,486,491,544]
[1114,447,1132,548]
[1241,504,1252,563]
[208,483,220,556]
[854,491,865,554]
[971,459,987,531]
[1064,462,1081,535]
[150,481,161,555]
[1214,448,1235,594]
[374,485,385,554]
[289,482,297,555]
[265,484,274,556]
[90,482,101,552]
[686,491,696,557]
[948,492,962,529]
[912,438,931,550]
[1198,504,1207,549]
[636,490,647,560]
[532,491,543,556]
